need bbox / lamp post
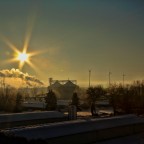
[89,70,91,87]
[122,74,125,87]
[109,72,111,87]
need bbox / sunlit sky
[0,0,144,87]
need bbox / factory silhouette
[48,78,79,100]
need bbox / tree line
[0,85,23,112]
[86,80,144,115]
[1,79,144,115]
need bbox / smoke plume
[0,69,44,86]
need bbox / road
[93,134,144,144]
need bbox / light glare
[17,53,28,62]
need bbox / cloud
[0,68,44,86]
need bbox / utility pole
[109,72,111,87]
[89,70,91,87]
[122,74,125,87]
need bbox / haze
[0,0,144,87]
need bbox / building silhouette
[48,78,78,99]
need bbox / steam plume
[0,69,44,86]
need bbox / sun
[1,17,46,70]
[0,34,41,70]
[17,52,29,62]
[1,35,46,70]
[0,12,48,71]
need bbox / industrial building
[48,78,79,99]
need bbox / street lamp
[109,72,112,87]
[89,70,91,87]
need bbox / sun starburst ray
[28,49,48,57]
[2,58,18,64]
[23,12,36,53]
[0,35,20,54]
[23,31,31,54]
[19,61,25,70]
[26,60,38,72]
